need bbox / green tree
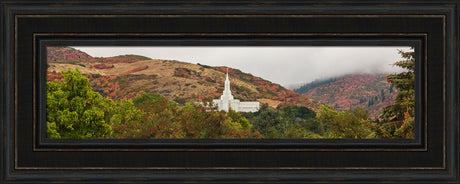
[316,105,338,131]
[109,99,145,138]
[291,105,325,136]
[249,104,320,138]
[316,105,376,138]
[378,49,415,138]
[46,68,113,138]
[125,92,257,139]
[300,117,324,136]
[131,92,185,138]
[251,105,284,138]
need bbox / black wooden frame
[1,0,459,183]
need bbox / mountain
[47,46,321,111]
[47,46,151,63]
[284,83,306,90]
[294,74,398,119]
[47,47,93,62]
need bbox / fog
[72,46,412,88]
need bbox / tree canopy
[378,49,415,138]
[47,47,415,140]
[46,68,113,138]
[47,69,260,139]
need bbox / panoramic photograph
[46,46,415,139]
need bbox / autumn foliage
[47,46,151,63]
[47,69,260,139]
[45,47,414,139]
[47,47,93,62]
[119,65,149,76]
[213,67,318,109]
[91,63,114,69]
[295,74,398,119]
[47,70,64,83]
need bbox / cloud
[71,46,411,86]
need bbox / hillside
[47,47,93,62]
[294,74,397,119]
[47,47,321,111]
[47,46,151,63]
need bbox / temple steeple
[208,67,259,113]
[221,69,234,100]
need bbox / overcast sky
[72,46,411,88]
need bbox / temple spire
[221,68,233,100]
[210,67,259,113]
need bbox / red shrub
[92,63,114,69]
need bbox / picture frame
[1,0,458,183]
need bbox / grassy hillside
[47,47,321,111]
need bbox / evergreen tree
[378,48,415,138]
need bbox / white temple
[211,71,260,112]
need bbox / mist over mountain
[72,46,410,87]
[48,46,400,119]
[294,74,397,119]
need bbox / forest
[46,49,415,139]
[294,74,399,119]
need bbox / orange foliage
[92,63,114,69]
[47,71,64,82]
[120,65,148,76]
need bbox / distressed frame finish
[1,1,459,183]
